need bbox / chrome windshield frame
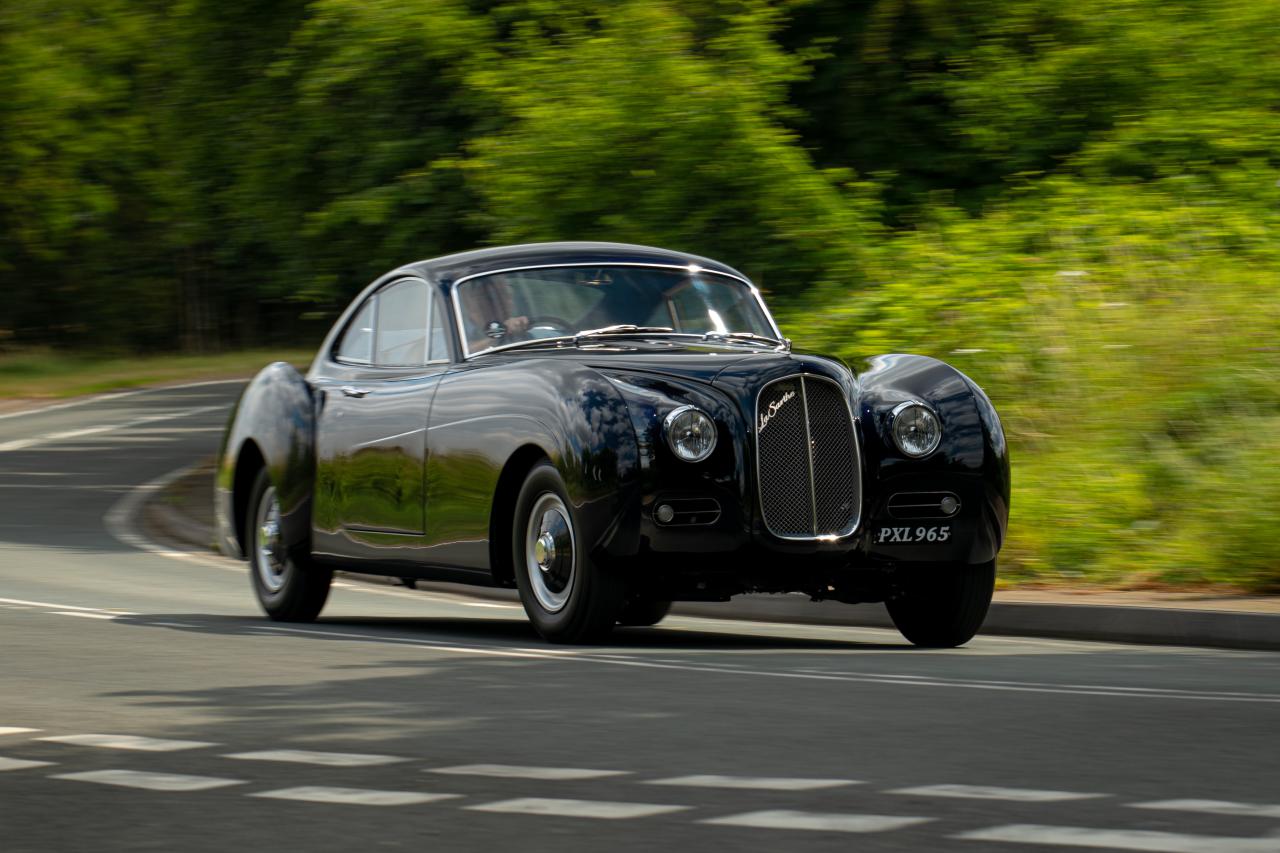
[449,261,784,360]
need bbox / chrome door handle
[340,386,370,398]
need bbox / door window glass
[335,298,375,364]
[375,279,429,367]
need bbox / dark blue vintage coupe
[216,243,1009,645]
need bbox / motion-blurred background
[1,1,1276,591]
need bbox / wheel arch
[488,444,552,586]
[231,439,267,557]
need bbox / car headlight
[664,405,717,462]
[890,401,942,457]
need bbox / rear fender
[214,362,315,560]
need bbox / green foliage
[1,0,1277,588]
[783,171,1280,591]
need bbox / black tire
[617,596,672,627]
[245,468,331,622]
[886,560,995,648]
[512,462,624,643]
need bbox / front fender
[422,360,641,573]
[855,354,1011,563]
[214,362,315,560]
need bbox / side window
[375,278,429,367]
[428,291,450,362]
[335,298,375,364]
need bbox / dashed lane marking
[953,823,1280,852]
[702,810,933,833]
[52,611,119,620]
[251,786,462,806]
[1131,799,1280,820]
[52,770,244,793]
[0,728,39,736]
[466,797,691,820]
[890,783,1105,802]
[0,757,53,772]
[647,774,860,791]
[39,734,216,752]
[431,764,629,781]
[223,749,407,767]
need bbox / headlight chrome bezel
[890,400,942,458]
[663,405,717,463]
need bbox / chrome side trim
[754,373,863,542]
[449,262,783,359]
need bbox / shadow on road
[113,612,911,652]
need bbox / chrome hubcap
[254,486,288,593]
[524,493,574,613]
[534,532,557,571]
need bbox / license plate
[876,525,951,544]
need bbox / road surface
[1,382,1277,852]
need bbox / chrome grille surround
[754,374,863,540]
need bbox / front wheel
[246,468,331,622]
[512,462,624,643]
[886,560,995,648]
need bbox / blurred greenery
[0,348,313,399]
[1,0,1276,589]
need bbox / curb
[144,465,1280,652]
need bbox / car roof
[403,241,751,285]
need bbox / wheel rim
[524,492,575,613]
[254,486,288,593]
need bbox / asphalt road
[1,381,1278,853]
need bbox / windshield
[455,265,777,355]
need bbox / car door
[312,277,451,562]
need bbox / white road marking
[251,786,461,806]
[52,611,118,620]
[891,783,1104,802]
[467,797,690,820]
[253,625,1280,705]
[224,749,406,767]
[648,774,859,791]
[40,734,215,752]
[0,404,225,452]
[431,764,629,781]
[0,757,53,772]
[0,727,39,736]
[703,810,932,833]
[954,824,1280,852]
[102,461,232,569]
[0,597,134,616]
[53,769,244,792]
[1131,799,1280,820]
[0,378,244,422]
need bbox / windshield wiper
[702,330,790,350]
[573,324,675,341]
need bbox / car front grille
[755,375,862,539]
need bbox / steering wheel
[525,314,576,338]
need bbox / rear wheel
[886,560,995,648]
[246,468,331,622]
[512,462,624,643]
[617,596,672,628]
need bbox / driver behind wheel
[462,275,529,353]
